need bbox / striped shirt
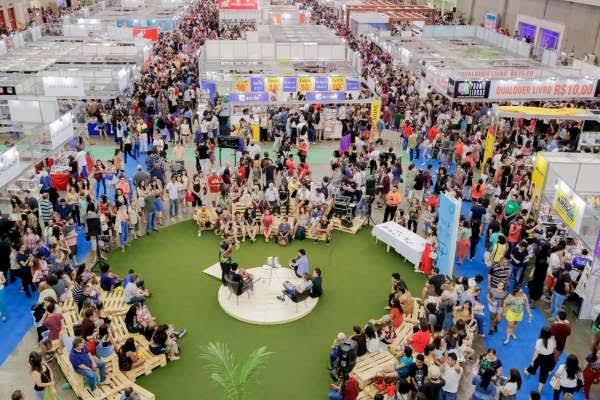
[489,263,511,289]
[39,199,53,223]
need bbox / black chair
[224,274,251,305]
[289,290,311,312]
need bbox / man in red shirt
[207,170,222,207]
[402,122,413,151]
[285,154,295,177]
[550,310,572,356]
[427,124,438,142]
[42,302,64,352]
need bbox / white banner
[43,77,85,97]
[488,78,597,100]
[459,68,539,79]
[0,148,22,188]
[49,113,74,149]
[425,65,450,95]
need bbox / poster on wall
[437,193,462,277]
[448,79,491,99]
[298,77,314,92]
[42,77,85,97]
[329,76,345,91]
[484,13,497,30]
[265,77,281,93]
[552,179,586,234]
[314,77,329,92]
[345,78,360,91]
[0,147,22,188]
[282,77,297,93]
[233,78,250,93]
[250,77,265,92]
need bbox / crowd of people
[1,0,600,399]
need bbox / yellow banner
[233,78,250,93]
[530,154,548,213]
[553,180,584,232]
[370,98,381,136]
[298,77,314,92]
[266,77,282,93]
[330,76,346,92]
[497,106,587,117]
[481,124,495,169]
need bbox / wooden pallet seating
[351,351,396,389]
[99,288,129,316]
[56,351,155,400]
[405,299,425,325]
[388,322,414,356]
[332,216,366,234]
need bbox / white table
[372,221,427,267]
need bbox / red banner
[132,27,159,41]
[218,0,258,10]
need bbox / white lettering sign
[489,79,597,100]
[43,77,85,97]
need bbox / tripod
[91,236,109,273]
[364,195,376,226]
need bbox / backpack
[118,350,132,371]
[295,225,305,240]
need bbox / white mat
[203,262,222,280]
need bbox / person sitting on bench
[278,217,292,245]
[228,263,254,295]
[276,273,313,302]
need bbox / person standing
[582,346,600,400]
[552,354,582,400]
[503,287,532,345]
[29,351,55,399]
[383,186,401,223]
[0,271,6,321]
[524,327,557,393]
[509,240,529,290]
[144,190,157,235]
[550,310,571,358]
[550,267,572,320]
[441,352,462,400]
[166,175,179,220]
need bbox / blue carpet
[455,202,583,399]
[0,153,144,366]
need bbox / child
[395,346,413,378]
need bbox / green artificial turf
[106,222,424,399]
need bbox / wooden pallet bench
[405,299,425,325]
[351,351,396,389]
[332,216,365,234]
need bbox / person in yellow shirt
[383,185,402,222]
[194,205,217,237]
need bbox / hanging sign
[49,113,75,149]
[448,79,491,99]
[345,78,361,91]
[0,147,22,188]
[489,79,598,100]
[43,77,85,97]
[305,92,346,101]
[229,92,269,103]
[233,78,251,93]
[298,77,314,92]
[329,76,345,92]
[282,77,297,93]
[250,77,265,92]
[370,98,381,136]
[437,193,462,277]
[552,179,586,233]
[314,77,329,92]
[266,77,282,93]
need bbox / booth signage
[531,154,548,213]
[0,147,22,188]
[265,77,281,93]
[553,180,585,233]
[484,12,497,30]
[132,27,159,41]
[345,79,360,91]
[282,77,297,93]
[425,66,450,95]
[49,113,74,150]
[305,92,346,101]
[314,77,329,92]
[489,79,598,100]
[233,78,251,93]
[218,0,259,10]
[448,79,491,99]
[329,76,345,92]
[459,68,538,79]
[0,86,17,96]
[437,193,462,277]
[298,77,314,92]
[250,77,265,92]
[229,92,269,103]
[370,98,381,136]
[42,77,85,97]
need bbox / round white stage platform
[218,266,319,325]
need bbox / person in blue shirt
[55,199,73,221]
[395,346,414,378]
[289,249,309,278]
[69,337,107,392]
[471,367,497,400]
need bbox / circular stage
[218,266,319,325]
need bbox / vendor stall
[531,152,600,320]
[218,0,263,24]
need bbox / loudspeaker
[365,175,376,196]
[337,340,357,374]
[218,136,241,150]
[86,216,102,236]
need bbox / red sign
[132,27,159,41]
[218,0,259,10]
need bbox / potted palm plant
[199,342,274,400]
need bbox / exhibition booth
[531,151,600,320]
[368,25,600,102]
[341,2,436,26]
[218,0,263,23]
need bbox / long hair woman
[499,368,522,400]
[524,326,557,392]
[29,351,55,399]
[552,354,582,400]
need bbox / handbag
[550,375,561,390]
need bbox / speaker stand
[365,195,376,226]
[90,236,109,272]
